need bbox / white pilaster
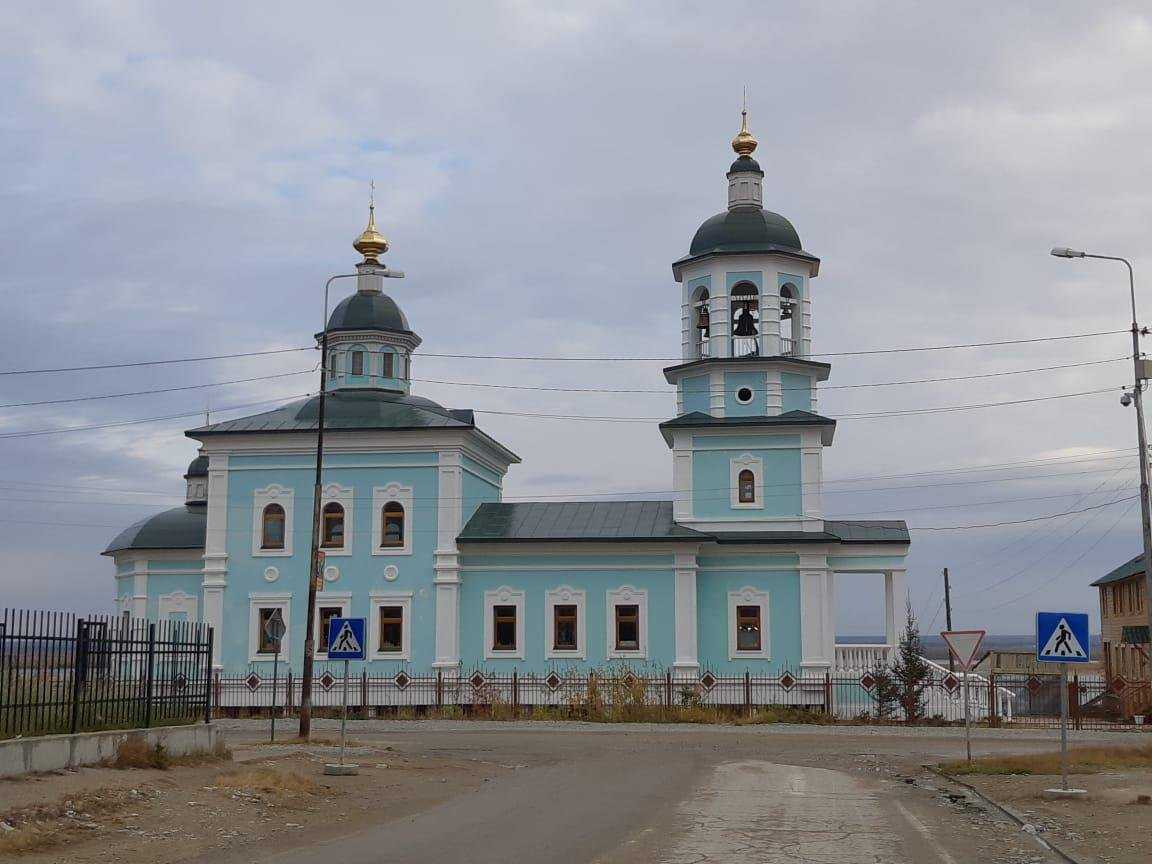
[671,431,693,522]
[884,568,907,647]
[801,434,824,523]
[673,550,699,678]
[201,453,229,668]
[763,291,781,357]
[433,450,464,671]
[131,559,148,619]
[708,369,724,416]
[799,551,832,671]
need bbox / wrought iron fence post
[69,619,88,734]
[436,668,443,710]
[743,670,751,716]
[512,669,519,715]
[360,667,368,719]
[988,672,999,728]
[204,627,215,724]
[1071,673,1082,731]
[824,672,832,716]
[143,622,157,729]
[665,669,672,710]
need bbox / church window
[350,350,365,376]
[553,604,578,651]
[317,605,343,653]
[378,606,404,653]
[327,351,340,380]
[321,502,345,548]
[614,604,640,651]
[730,283,759,357]
[492,605,518,651]
[257,608,284,654]
[736,605,762,651]
[693,288,711,359]
[261,504,286,550]
[382,351,395,378]
[736,386,754,405]
[779,283,797,356]
[381,502,405,548]
[738,469,756,503]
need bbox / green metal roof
[662,355,832,383]
[458,501,908,546]
[324,291,412,335]
[184,454,208,478]
[187,390,474,437]
[728,156,763,175]
[1091,553,1143,587]
[103,505,206,555]
[659,410,837,446]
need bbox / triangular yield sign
[941,630,985,671]
[1038,617,1087,659]
[331,621,362,654]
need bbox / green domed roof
[326,291,411,334]
[184,454,208,479]
[689,206,803,257]
[104,505,207,554]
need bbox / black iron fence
[0,609,213,739]
[209,664,1151,730]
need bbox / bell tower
[662,108,834,533]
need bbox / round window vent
[736,387,754,404]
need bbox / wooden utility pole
[943,567,955,672]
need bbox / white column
[673,550,699,678]
[801,430,824,527]
[201,453,229,669]
[131,559,148,619]
[884,568,907,647]
[708,370,725,416]
[433,450,464,671]
[763,290,782,357]
[671,431,693,522]
[799,552,832,671]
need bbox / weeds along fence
[211,665,1147,729]
[0,609,213,739]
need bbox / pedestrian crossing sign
[327,617,366,661]
[1035,612,1090,664]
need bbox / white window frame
[157,590,198,622]
[319,482,354,556]
[248,593,291,662]
[313,592,352,659]
[369,591,413,660]
[372,483,414,556]
[252,484,294,557]
[606,586,648,659]
[544,586,586,660]
[730,454,764,510]
[484,586,525,660]
[728,586,771,660]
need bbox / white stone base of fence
[0,723,217,778]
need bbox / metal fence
[209,664,1151,730]
[0,609,213,739]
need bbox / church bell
[733,302,758,337]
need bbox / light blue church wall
[145,571,204,620]
[781,372,813,413]
[457,553,676,674]
[691,446,803,518]
[681,375,710,415]
[696,567,802,672]
[724,371,766,416]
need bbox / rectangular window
[257,608,283,654]
[378,605,403,653]
[492,604,517,651]
[553,604,578,651]
[328,351,339,380]
[317,606,343,653]
[736,605,761,651]
[382,352,395,378]
[614,604,639,651]
[350,351,365,376]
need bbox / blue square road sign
[1035,612,1090,664]
[326,617,366,661]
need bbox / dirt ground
[0,737,502,863]
[962,769,1152,864]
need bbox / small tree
[892,600,932,722]
[869,659,899,721]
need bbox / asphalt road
[209,720,1116,863]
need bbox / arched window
[261,504,286,550]
[381,351,395,379]
[692,289,711,359]
[321,502,345,548]
[381,502,405,548]
[738,469,756,504]
[730,283,759,357]
[350,350,365,376]
[327,351,339,381]
[779,283,797,356]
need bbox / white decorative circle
[383,565,399,582]
[736,387,754,404]
[263,566,279,583]
[323,565,340,583]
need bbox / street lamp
[298,261,405,740]
[1050,246,1152,661]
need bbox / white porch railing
[834,644,892,672]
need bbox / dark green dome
[728,156,763,174]
[104,505,207,554]
[326,291,411,334]
[689,206,802,256]
[184,454,208,479]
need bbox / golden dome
[731,107,758,158]
[353,201,389,263]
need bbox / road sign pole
[270,645,280,743]
[963,671,972,763]
[339,658,350,767]
[1059,662,1069,791]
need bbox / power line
[0,347,314,377]
[891,494,1138,531]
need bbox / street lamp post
[1051,247,1152,663]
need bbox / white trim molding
[251,484,294,557]
[369,591,413,660]
[312,592,351,660]
[673,552,699,675]
[248,592,291,663]
[606,586,648,659]
[484,586,525,660]
[372,482,414,556]
[319,482,354,556]
[544,585,587,660]
[157,590,198,622]
[729,454,764,509]
[728,586,771,660]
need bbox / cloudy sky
[2,1,1151,636]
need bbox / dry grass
[942,742,1152,775]
[0,789,136,856]
[110,736,170,770]
[214,766,319,797]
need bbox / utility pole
[943,567,955,672]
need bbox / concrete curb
[923,765,1093,864]
[0,724,217,778]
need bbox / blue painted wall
[724,371,766,417]
[691,446,803,518]
[681,374,710,415]
[781,372,813,413]
[696,568,802,672]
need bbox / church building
[104,112,910,681]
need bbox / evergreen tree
[892,600,932,722]
[869,659,899,721]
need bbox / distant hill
[838,633,1103,662]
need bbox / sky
[2,0,1151,636]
